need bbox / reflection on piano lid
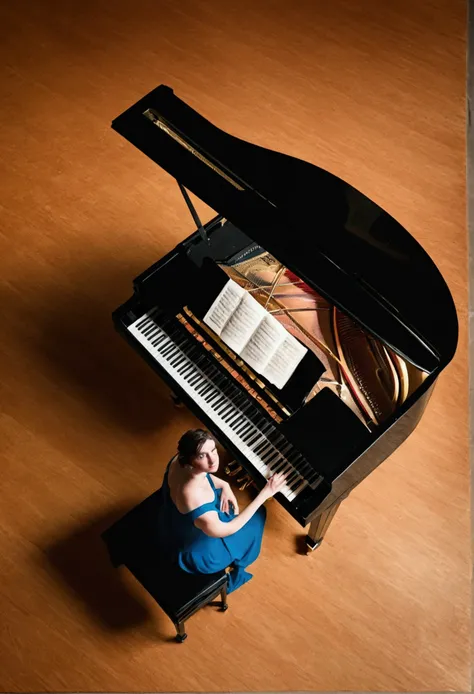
[111,85,458,548]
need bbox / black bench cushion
[102,488,226,620]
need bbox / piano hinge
[144,108,245,191]
[143,108,277,209]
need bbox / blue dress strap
[207,473,217,491]
[188,502,217,521]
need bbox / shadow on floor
[8,252,179,435]
[38,502,156,633]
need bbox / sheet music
[263,334,308,389]
[220,292,267,354]
[203,278,308,388]
[240,314,287,372]
[203,280,245,335]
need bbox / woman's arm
[194,472,286,538]
[209,474,239,513]
[208,474,229,490]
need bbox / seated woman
[156,428,286,593]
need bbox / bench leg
[208,581,229,610]
[220,582,228,611]
[175,621,187,643]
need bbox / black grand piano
[111,85,458,551]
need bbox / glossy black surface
[112,85,458,373]
[111,85,458,530]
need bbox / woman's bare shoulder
[168,458,190,512]
[168,461,207,514]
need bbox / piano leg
[305,497,347,551]
[170,392,183,407]
[175,620,187,643]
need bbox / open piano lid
[112,85,458,374]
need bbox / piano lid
[112,85,458,373]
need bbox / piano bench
[101,492,229,643]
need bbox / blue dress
[156,460,267,593]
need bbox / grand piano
[111,85,458,551]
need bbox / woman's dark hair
[177,429,214,466]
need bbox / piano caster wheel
[220,604,228,612]
[305,537,323,552]
[175,632,187,643]
[170,393,183,408]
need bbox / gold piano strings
[143,108,245,191]
[177,308,288,419]
[263,264,286,309]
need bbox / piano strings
[216,250,427,428]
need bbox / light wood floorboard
[0,0,470,690]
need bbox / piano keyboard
[128,309,323,503]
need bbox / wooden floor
[0,0,470,691]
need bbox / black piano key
[150,329,168,343]
[160,343,178,358]
[141,322,160,337]
[221,408,239,423]
[169,354,186,368]
[177,362,195,376]
[181,366,199,381]
[254,437,274,455]
[151,335,169,349]
[288,475,304,491]
[240,404,257,421]
[166,348,184,364]
[140,326,160,341]
[271,456,289,472]
[210,372,227,388]
[234,423,254,440]
[210,396,228,412]
[226,391,247,410]
[226,409,243,427]
[187,373,203,387]
[192,355,209,370]
[246,430,265,447]
[206,386,226,402]
[136,315,153,330]
[199,383,214,398]
[245,434,267,453]
[225,403,243,422]
[232,415,251,433]
[262,449,282,466]
[204,390,222,405]
[292,455,317,483]
[215,400,234,416]
[195,380,211,395]
[285,468,300,484]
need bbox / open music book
[203,279,307,389]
